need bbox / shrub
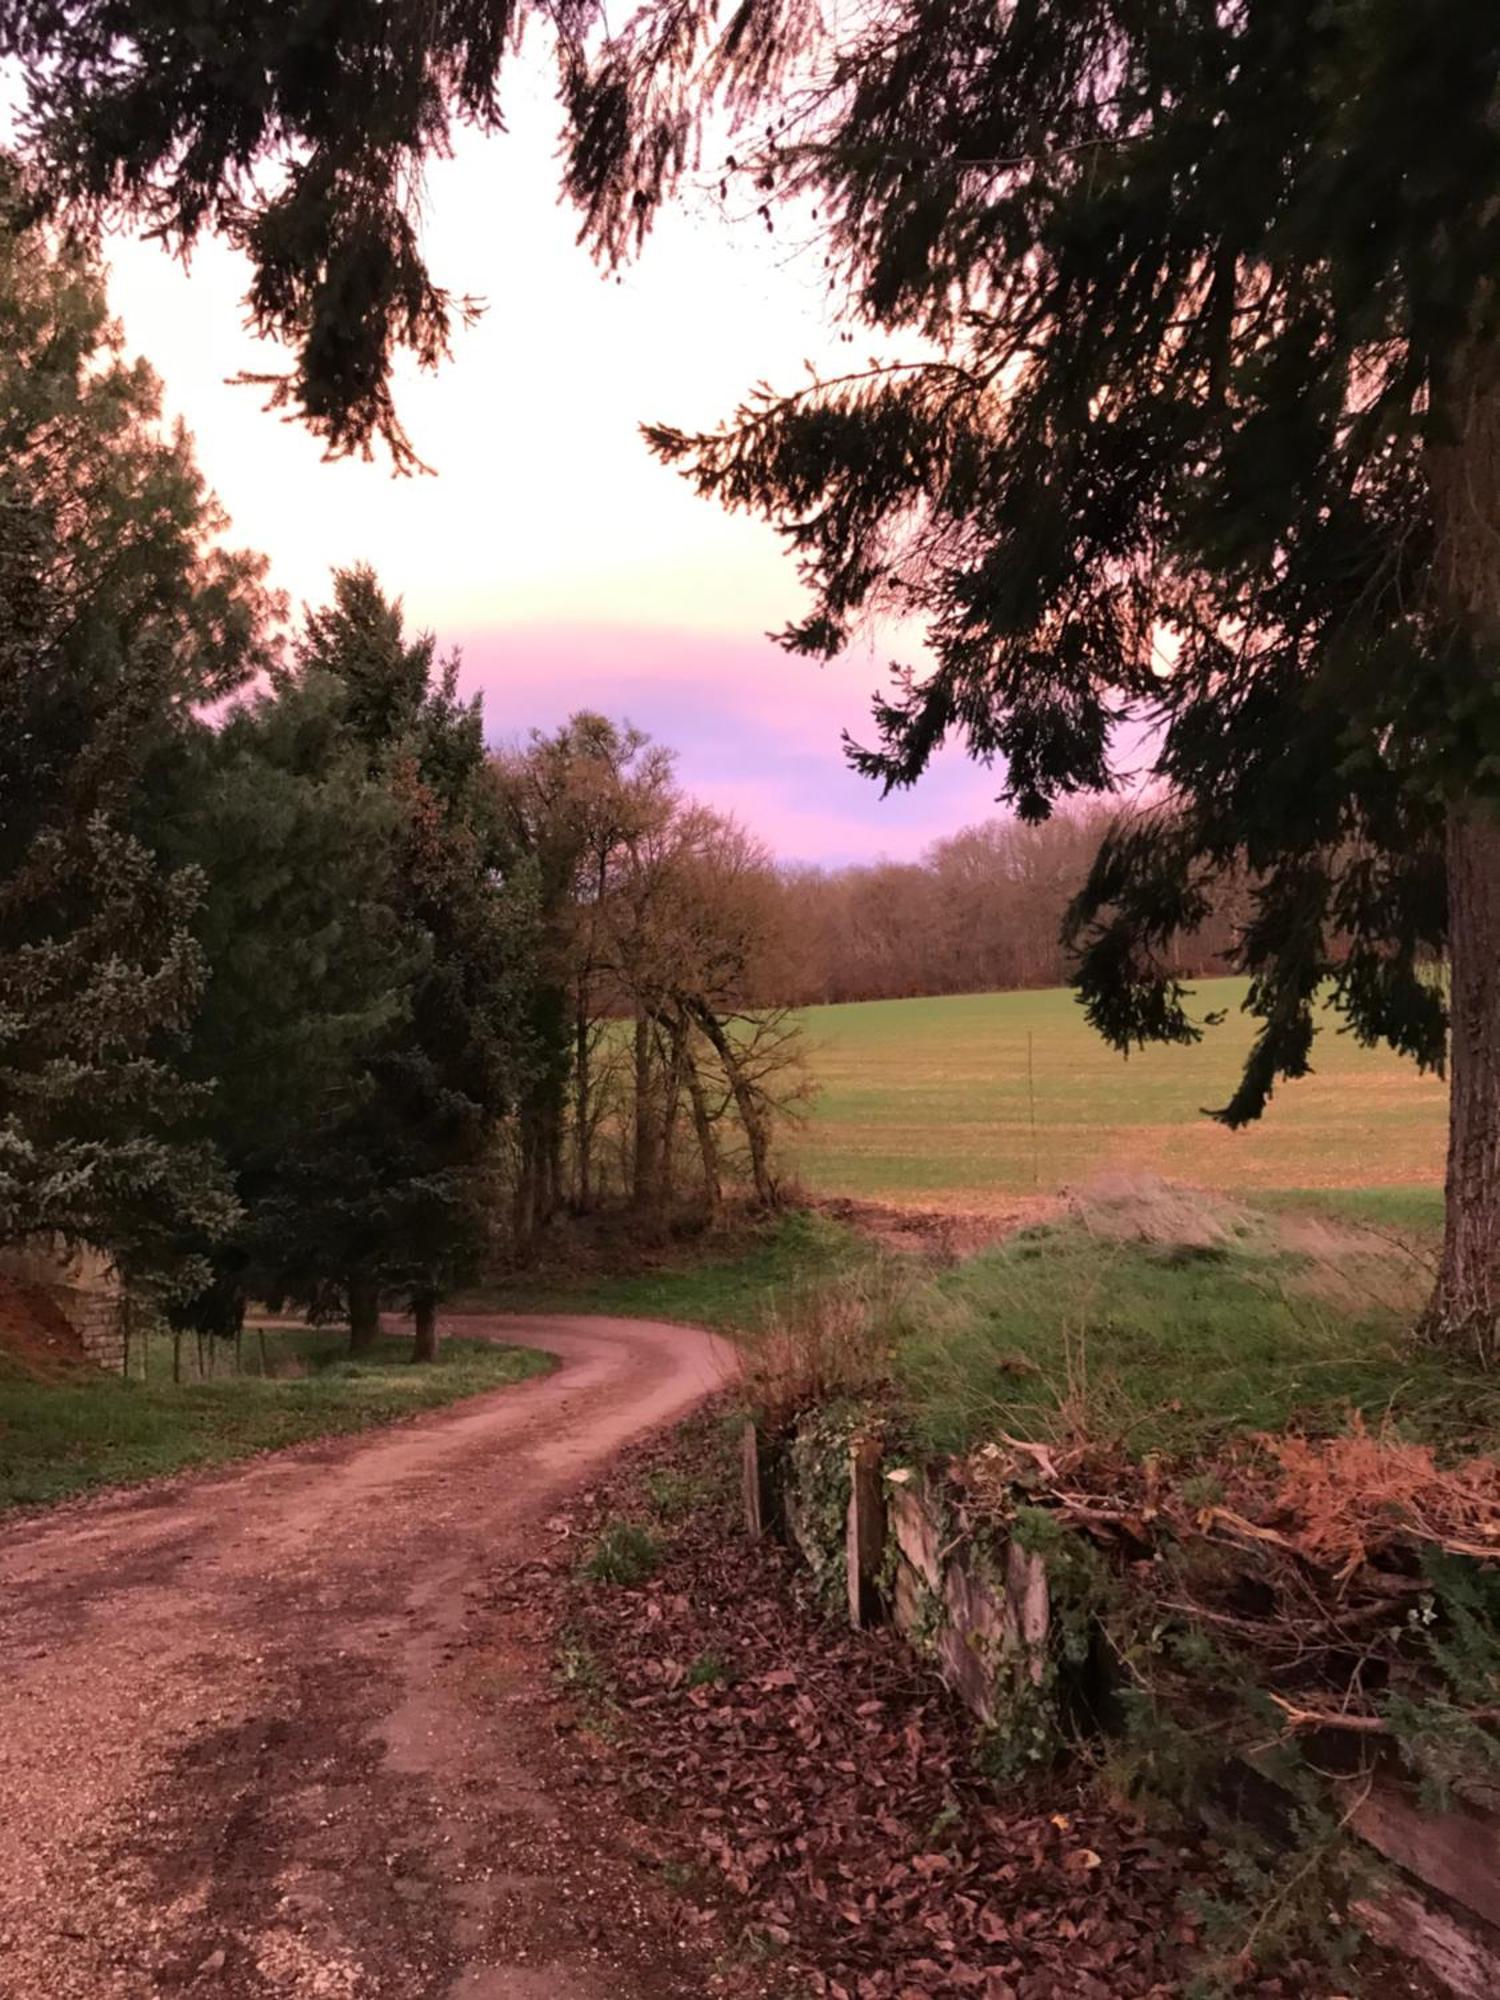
[739,1256,942,1423]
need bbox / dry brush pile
[959,1420,1500,1783]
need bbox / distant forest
[771,807,1244,1007]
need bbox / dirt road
[0,1315,735,2000]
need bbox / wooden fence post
[847,1435,887,1628]
[742,1421,766,1537]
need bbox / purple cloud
[454,622,1011,865]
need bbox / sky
[98,56,1009,867]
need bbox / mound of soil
[0,1278,92,1380]
[814,1197,1061,1262]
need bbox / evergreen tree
[15,9,1500,1351]
[148,671,418,1336]
[256,569,539,1355]
[0,162,274,1291]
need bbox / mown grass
[791,979,1447,1204]
[0,1325,553,1513]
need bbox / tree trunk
[690,1002,775,1206]
[660,1024,690,1209]
[348,1269,381,1353]
[686,1049,723,1220]
[513,1126,535,1254]
[574,997,593,1211]
[1423,803,1500,1361]
[1424,338,1500,1361]
[411,1290,441,1364]
[543,1102,565,1221]
[632,1012,661,1212]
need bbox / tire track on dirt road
[0,1315,735,2000]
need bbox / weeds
[554,1632,621,1741]
[644,1465,705,1521]
[739,1254,951,1423]
[583,1520,661,1586]
[897,1203,1500,1460]
[555,1635,608,1694]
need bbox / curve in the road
[0,1313,738,2000]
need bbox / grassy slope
[491,1199,1486,1458]
[901,1220,1495,1460]
[789,979,1447,1206]
[0,1326,553,1512]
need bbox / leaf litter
[512,1410,1437,2000]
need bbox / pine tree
[0,161,274,1291]
[147,670,419,1337]
[14,9,1500,1352]
[255,569,539,1355]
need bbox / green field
[786,979,1447,1206]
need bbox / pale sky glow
[100,55,1009,864]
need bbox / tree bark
[690,1002,775,1206]
[411,1290,440,1364]
[574,997,593,1211]
[1424,803,1500,1362]
[541,1102,564,1224]
[1425,336,1500,1361]
[657,1015,690,1209]
[632,1012,661,1212]
[513,1119,537,1255]
[348,1269,381,1353]
[686,1048,723,1220]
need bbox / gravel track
[0,1315,734,2000]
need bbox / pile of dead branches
[959,1422,1500,1755]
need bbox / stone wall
[0,1240,127,1373]
[742,1414,1500,2000]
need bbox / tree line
[774,808,1245,1008]
[0,190,805,1356]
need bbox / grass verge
[731,1184,1492,1463]
[0,1325,553,1512]
[904,1223,1498,1458]
[477,1176,1473,1467]
[478,1207,871,1334]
